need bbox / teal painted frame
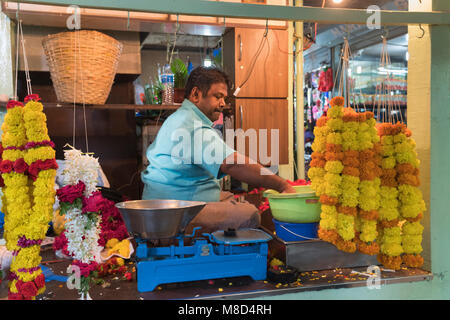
[8,0,450,25]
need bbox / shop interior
[0,0,447,301]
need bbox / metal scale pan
[115,199,206,240]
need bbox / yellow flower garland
[376,123,403,270]
[334,107,360,253]
[311,105,426,265]
[1,97,57,300]
[356,112,381,255]
[395,128,426,268]
[316,97,345,247]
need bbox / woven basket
[42,30,123,105]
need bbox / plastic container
[273,219,318,242]
[161,64,174,105]
[263,185,320,223]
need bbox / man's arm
[219,152,296,193]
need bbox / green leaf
[59,198,82,215]
[171,58,188,88]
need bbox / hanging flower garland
[394,126,426,268]
[376,123,403,270]
[1,100,29,253]
[326,97,358,253]
[309,115,328,198]
[333,106,359,253]
[316,97,345,246]
[1,100,34,299]
[56,147,103,298]
[356,112,381,255]
[309,110,337,242]
[1,95,58,300]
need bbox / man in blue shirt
[141,67,295,232]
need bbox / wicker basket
[42,30,123,105]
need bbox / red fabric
[318,68,333,92]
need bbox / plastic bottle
[161,63,174,105]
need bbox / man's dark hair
[184,66,233,99]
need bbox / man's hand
[220,152,299,194]
[281,183,297,194]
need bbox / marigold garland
[376,123,403,270]
[1,95,57,300]
[315,97,345,247]
[335,107,360,253]
[356,111,381,255]
[310,100,426,266]
[395,124,426,268]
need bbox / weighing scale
[116,200,272,292]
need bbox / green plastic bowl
[263,185,320,223]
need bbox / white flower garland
[60,147,100,197]
[64,207,102,263]
[60,147,102,263]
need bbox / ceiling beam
[8,0,450,26]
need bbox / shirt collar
[181,99,213,127]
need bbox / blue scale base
[135,228,271,292]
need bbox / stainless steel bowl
[115,200,206,239]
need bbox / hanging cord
[168,14,180,65]
[313,0,326,42]
[333,37,351,106]
[13,6,33,99]
[72,31,77,148]
[19,21,32,96]
[234,20,269,96]
[71,30,90,152]
[14,13,20,100]
[375,36,404,124]
[78,31,89,152]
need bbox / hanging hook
[417,24,425,39]
[264,19,268,37]
[127,11,130,30]
[416,0,424,38]
[16,2,20,21]
[223,16,226,34]
[381,26,389,39]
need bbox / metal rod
[295,0,304,180]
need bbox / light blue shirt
[141,99,235,202]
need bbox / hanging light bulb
[203,49,213,67]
